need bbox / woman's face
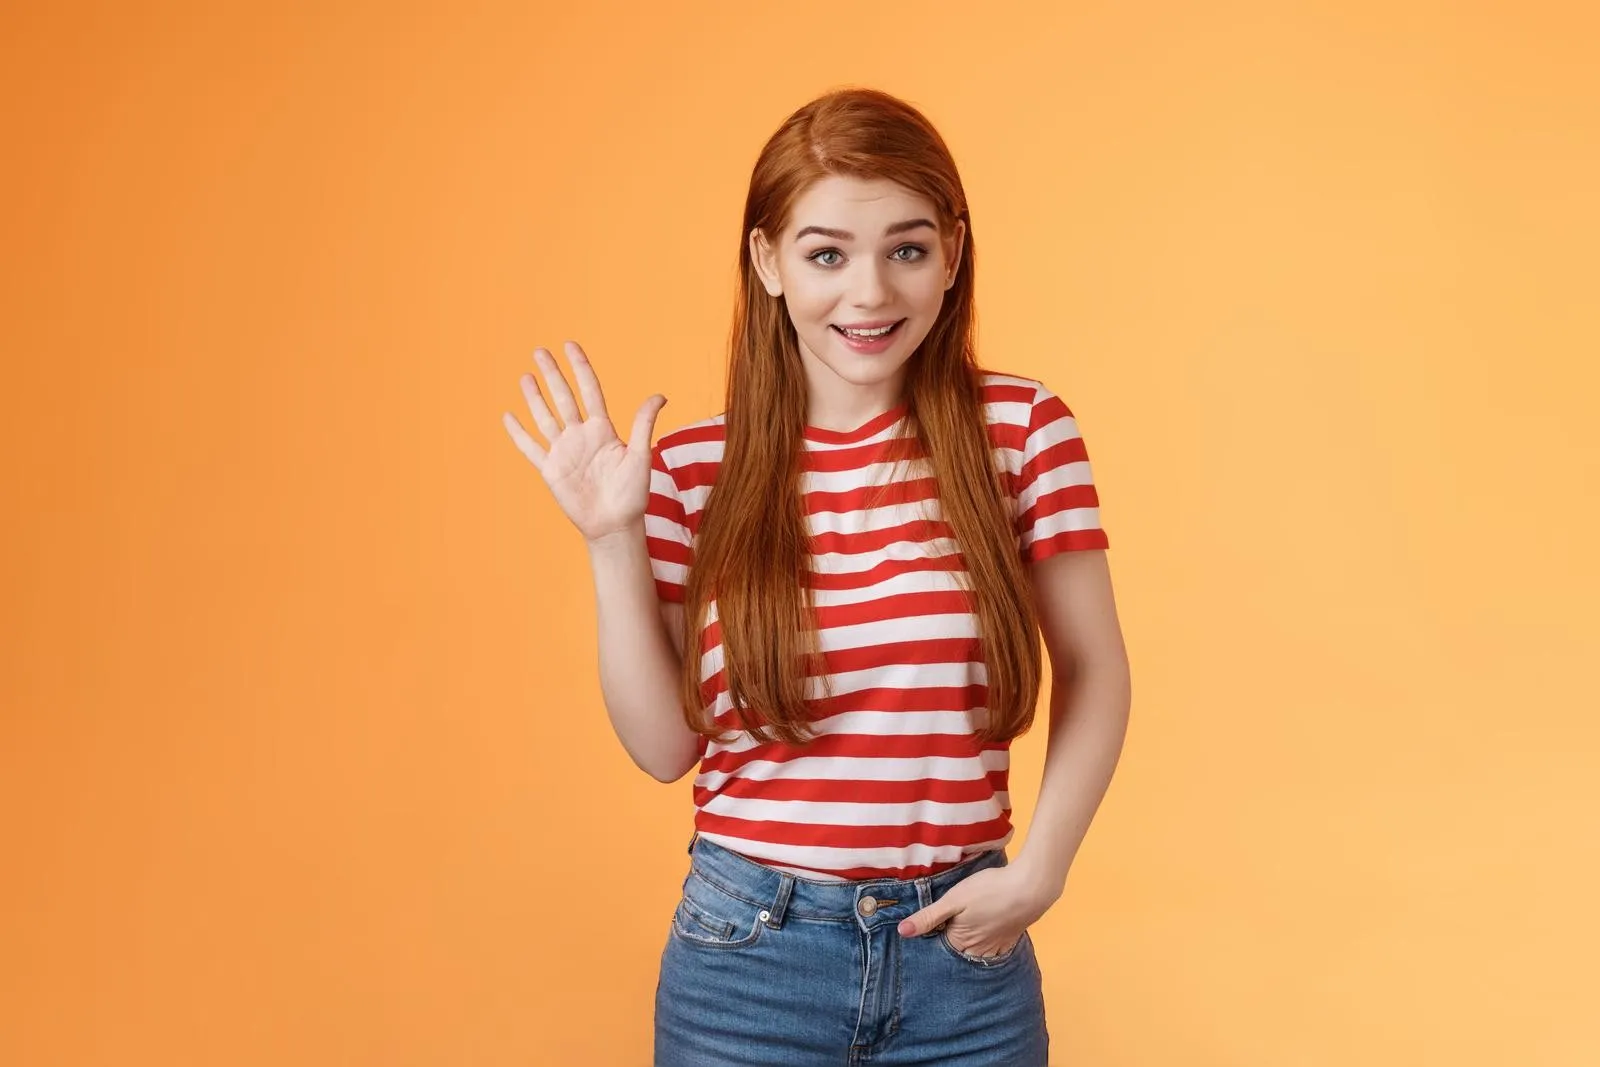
[750,174,964,418]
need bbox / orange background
[4,2,1597,1064]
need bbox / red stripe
[1026,529,1110,561]
[646,490,687,525]
[699,732,988,777]
[982,381,1035,406]
[694,813,1013,850]
[644,535,692,567]
[1028,391,1072,433]
[812,589,976,628]
[803,436,923,473]
[805,555,966,591]
[1018,436,1091,487]
[804,476,940,515]
[820,637,983,676]
[1017,482,1101,532]
[809,519,955,556]
[695,638,983,703]
[807,684,989,715]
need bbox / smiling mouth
[831,319,906,339]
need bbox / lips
[831,319,905,337]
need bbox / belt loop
[764,873,795,929]
[914,875,933,910]
[686,830,699,855]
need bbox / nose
[850,259,890,308]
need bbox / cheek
[783,291,841,333]
[910,273,950,310]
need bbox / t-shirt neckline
[802,402,910,445]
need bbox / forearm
[586,524,700,782]
[1012,659,1132,900]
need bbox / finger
[502,411,548,469]
[520,369,562,440]
[627,394,668,455]
[565,340,610,423]
[539,344,583,424]
[898,901,959,938]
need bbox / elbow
[639,743,699,784]
[645,761,688,784]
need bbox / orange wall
[4,2,1597,1064]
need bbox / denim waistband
[684,832,1008,929]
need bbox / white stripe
[701,661,987,708]
[642,512,691,546]
[801,457,933,496]
[656,422,726,467]
[698,656,984,696]
[694,754,993,791]
[810,537,963,574]
[981,398,1032,428]
[806,660,986,697]
[1016,454,1093,514]
[804,499,938,536]
[980,371,1038,392]
[651,560,689,588]
[700,794,1004,827]
[1023,505,1104,548]
[808,567,966,607]
[814,611,978,652]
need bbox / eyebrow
[793,218,938,242]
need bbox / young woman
[504,88,1131,1067]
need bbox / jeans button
[858,895,878,916]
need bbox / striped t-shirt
[644,371,1109,881]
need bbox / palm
[539,416,648,539]
[502,341,668,543]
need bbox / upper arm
[1030,548,1129,680]
[660,600,686,659]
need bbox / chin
[825,357,907,385]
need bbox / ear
[943,218,966,290]
[749,227,784,297]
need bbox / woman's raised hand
[502,340,668,544]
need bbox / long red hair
[679,87,1042,746]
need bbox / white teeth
[840,322,897,338]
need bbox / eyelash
[806,244,930,268]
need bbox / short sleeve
[1014,381,1110,563]
[645,444,694,602]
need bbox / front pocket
[668,873,766,950]
[937,928,1029,969]
[675,895,736,940]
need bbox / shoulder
[977,369,1079,441]
[977,370,1046,424]
[652,412,728,469]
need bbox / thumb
[898,899,959,938]
[628,394,667,454]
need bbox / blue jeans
[654,834,1049,1066]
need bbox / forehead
[785,174,940,235]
